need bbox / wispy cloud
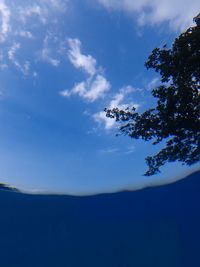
[8,42,30,75]
[68,38,97,76]
[40,0,68,12]
[19,5,47,24]
[0,0,11,42]
[0,0,69,72]
[39,34,60,67]
[93,110,116,130]
[98,144,135,154]
[40,47,60,67]
[2,0,68,41]
[99,147,119,154]
[146,77,160,91]
[16,30,34,39]
[8,42,20,61]
[108,86,140,110]
[97,0,200,30]
[60,38,110,102]
[125,145,135,154]
[60,75,110,102]
[18,0,68,25]
[93,86,140,130]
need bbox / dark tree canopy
[106,16,200,176]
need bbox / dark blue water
[0,171,200,267]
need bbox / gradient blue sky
[0,0,199,194]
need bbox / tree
[105,15,200,176]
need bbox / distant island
[0,183,19,192]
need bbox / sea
[0,171,199,267]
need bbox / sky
[0,0,199,195]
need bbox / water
[0,171,199,266]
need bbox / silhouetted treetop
[105,16,200,176]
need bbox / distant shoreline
[1,169,199,197]
[0,183,19,192]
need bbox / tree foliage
[105,16,200,176]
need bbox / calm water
[0,171,199,267]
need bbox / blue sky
[0,0,199,194]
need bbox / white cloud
[146,77,160,91]
[125,145,135,154]
[60,74,110,102]
[97,0,200,30]
[83,75,110,101]
[8,42,30,75]
[19,5,47,24]
[68,38,97,76]
[0,0,11,42]
[0,1,69,74]
[99,147,119,154]
[98,144,136,154]
[8,42,20,61]
[39,35,60,67]
[41,0,68,11]
[93,86,140,130]
[93,110,116,130]
[18,0,68,25]
[41,47,60,67]
[17,30,34,39]
[61,38,110,102]
[109,86,139,110]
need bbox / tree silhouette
[105,15,200,176]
